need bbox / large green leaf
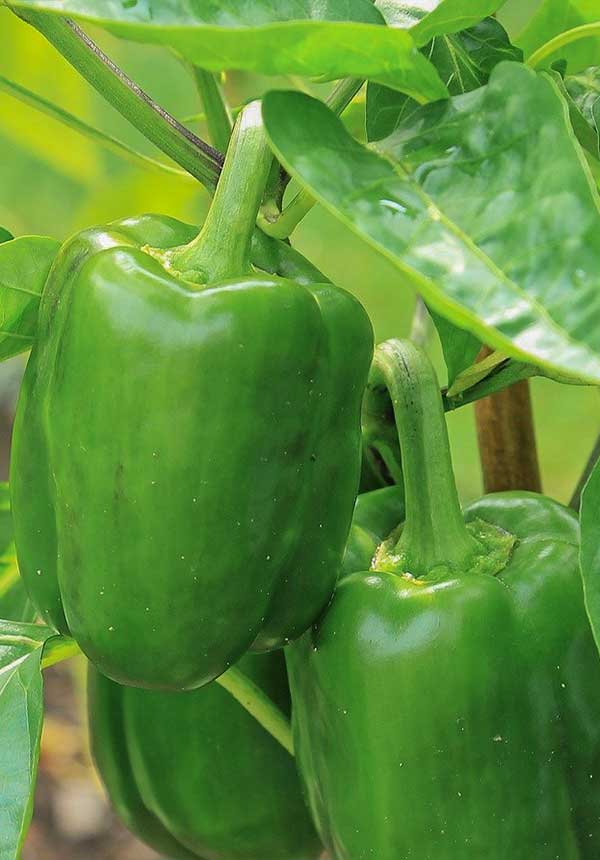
[0,235,59,361]
[516,0,600,72]
[375,0,508,44]
[367,17,522,382]
[263,63,600,382]
[366,18,522,141]
[0,620,57,860]
[9,0,447,101]
[580,456,600,655]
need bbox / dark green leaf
[10,0,447,101]
[550,69,600,159]
[430,311,481,386]
[516,0,600,72]
[580,455,600,655]
[0,236,60,361]
[263,64,600,382]
[367,18,522,142]
[0,229,13,245]
[375,0,508,45]
[0,620,57,859]
[565,66,600,155]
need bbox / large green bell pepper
[88,651,320,860]
[288,339,600,860]
[10,102,372,689]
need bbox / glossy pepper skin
[287,339,600,860]
[10,104,373,689]
[88,651,321,860]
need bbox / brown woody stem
[474,347,542,494]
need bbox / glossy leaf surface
[0,236,60,361]
[10,1,447,100]
[375,0,509,44]
[263,63,600,382]
[366,17,521,379]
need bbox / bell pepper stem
[368,340,479,576]
[38,637,294,755]
[215,667,294,756]
[166,101,273,284]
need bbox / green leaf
[516,0,600,72]
[0,229,13,245]
[10,0,447,101]
[580,456,600,655]
[430,311,481,386]
[262,63,600,383]
[565,66,600,155]
[0,74,191,179]
[550,69,600,159]
[0,620,57,859]
[366,17,522,140]
[0,235,60,361]
[0,484,35,625]
[375,0,508,44]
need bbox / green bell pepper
[10,102,373,690]
[288,339,600,860]
[88,651,321,860]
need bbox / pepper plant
[2,1,600,858]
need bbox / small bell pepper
[88,651,321,859]
[10,102,373,689]
[287,339,600,860]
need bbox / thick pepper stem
[166,101,273,284]
[368,340,480,577]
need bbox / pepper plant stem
[10,8,223,189]
[527,23,600,69]
[167,101,273,282]
[191,66,233,153]
[216,667,294,756]
[39,637,294,754]
[368,340,479,575]
[474,346,542,493]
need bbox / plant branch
[191,67,233,153]
[10,7,223,189]
[527,23,600,69]
[474,347,542,494]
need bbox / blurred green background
[0,2,598,856]
[0,5,597,507]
